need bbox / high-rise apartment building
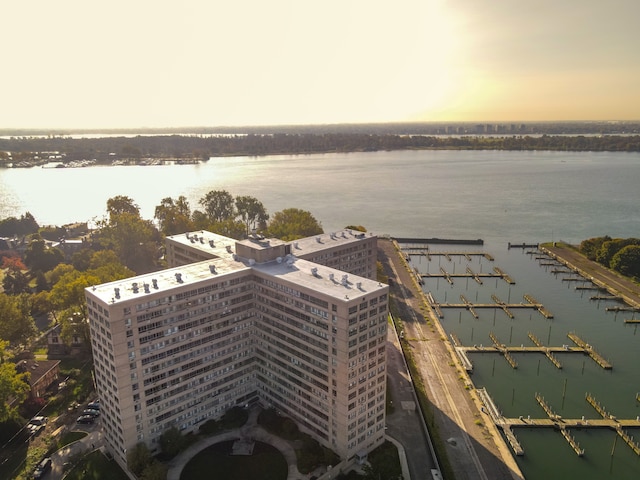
[86,230,388,471]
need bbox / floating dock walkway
[585,393,640,456]
[427,293,553,319]
[489,332,518,368]
[567,332,612,369]
[421,268,513,285]
[528,332,562,369]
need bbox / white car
[27,416,48,435]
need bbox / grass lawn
[57,431,88,449]
[64,450,129,480]
[181,440,287,480]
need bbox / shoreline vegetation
[2,126,640,168]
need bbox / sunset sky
[3,0,639,129]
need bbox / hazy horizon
[3,1,639,129]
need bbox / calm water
[1,149,639,479]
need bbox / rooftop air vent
[175,272,183,283]
[329,273,335,282]
[294,242,299,249]
[209,240,215,247]
[226,245,232,253]
[132,282,139,293]
[114,287,120,298]
[311,267,318,277]
[200,237,204,243]
[209,264,217,274]
[276,257,283,263]
[143,283,150,293]
[249,259,256,266]
[341,274,349,286]
[315,236,322,243]
[356,282,362,290]
[152,278,158,289]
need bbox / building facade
[85,230,387,470]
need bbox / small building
[47,324,85,357]
[16,359,61,398]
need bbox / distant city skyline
[3,0,639,129]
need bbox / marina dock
[489,332,518,368]
[427,293,553,319]
[567,332,612,369]
[527,332,562,369]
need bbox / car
[33,457,51,479]
[27,416,48,435]
[87,400,100,410]
[82,409,100,417]
[76,415,95,424]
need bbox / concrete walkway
[49,423,104,480]
[167,407,303,480]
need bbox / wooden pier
[429,293,553,320]
[590,295,622,301]
[489,332,518,368]
[624,318,640,324]
[460,295,479,319]
[528,332,562,369]
[479,390,640,459]
[404,249,494,261]
[493,266,515,284]
[567,333,612,369]
[476,388,524,456]
[508,242,539,249]
[491,294,514,318]
[535,393,584,456]
[420,267,512,285]
[585,393,640,456]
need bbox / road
[378,239,523,480]
[542,244,640,308]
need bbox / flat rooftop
[87,255,250,305]
[88,254,384,306]
[289,229,376,257]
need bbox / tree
[595,238,640,267]
[140,461,168,480]
[579,236,611,261]
[0,341,30,422]
[94,212,161,273]
[106,195,140,222]
[0,293,36,345]
[267,208,323,241]
[235,195,269,236]
[127,442,153,476]
[23,236,64,273]
[154,196,194,235]
[159,426,187,458]
[198,190,235,223]
[2,270,30,295]
[610,245,640,278]
[210,219,246,240]
[48,251,133,344]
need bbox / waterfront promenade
[542,243,640,309]
[378,239,521,480]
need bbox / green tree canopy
[0,212,39,237]
[154,196,194,235]
[0,341,31,422]
[267,208,323,241]
[198,190,235,223]
[106,195,140,222]
[95,211,161,274]
[0,293,36,345]
[127,442,153,476]
[235,195,269,236]
[23,236,64,273]
[610,245,640,278]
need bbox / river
[1,149,639,479]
